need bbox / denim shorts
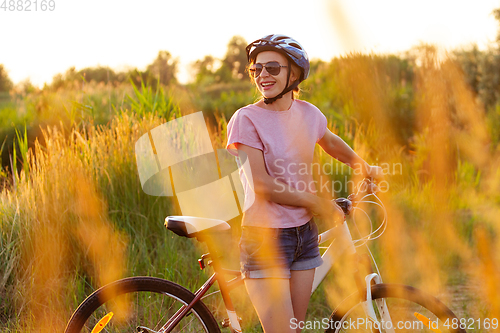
[239,219,323,279]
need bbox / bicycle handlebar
[334,178,380,215]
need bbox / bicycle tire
[325,284,466,333]
[64,276,221,333]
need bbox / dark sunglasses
[249,61,287,78]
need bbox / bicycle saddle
[165,216,231,239]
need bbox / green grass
[1,50,500,331]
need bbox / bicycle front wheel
[64,276,221,333]
[326,284,466,333]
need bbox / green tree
[146,50,178,85]
[0,65,13,92]
[190,36,249,85]
[79,66,118,84]
[453,45,481,96]
[452,7,500,111]
[493,8,500,45]
[50,66,121,90]
[193,55,217,85]
[215,35,248,82]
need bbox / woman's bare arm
[317,128,383,178]
[237,143,342,220]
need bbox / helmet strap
[263,59,298,105]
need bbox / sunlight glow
[0,0,499,86]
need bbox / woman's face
[252,51,297,99]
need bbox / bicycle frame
[153,178,391,333]
[155,260,244,333]
[312,222,357,292]
[314,220,394,331]
[155,219,389,333]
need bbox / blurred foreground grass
[1,48,500,332]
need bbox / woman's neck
[258,92,295,111]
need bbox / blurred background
[1,0,500,331]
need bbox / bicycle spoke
[77,290,212,333]
[332,295,460,332]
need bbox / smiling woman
[249,55,303,101]
[251,52,296,102]
[225,34,384,333]
[246,35,310,107]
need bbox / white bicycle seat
[165,216,231,238]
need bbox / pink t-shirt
[226,99,328,228]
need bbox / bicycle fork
[361,272,394,333]
[322,223,394,333]
[347,252,391,333]
[352,251,438,333]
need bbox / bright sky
[1,0,499,87]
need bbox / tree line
[0,35,248,94]
[1,31,500,115]
[1,19,500,151]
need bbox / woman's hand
[365,164,384,181]
[310,196,344,225]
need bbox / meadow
[0,43,499,332]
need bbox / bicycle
[64,178,467,333]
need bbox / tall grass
[311,48,500,327]
[0,83,214,331]
[0,48,499,332]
